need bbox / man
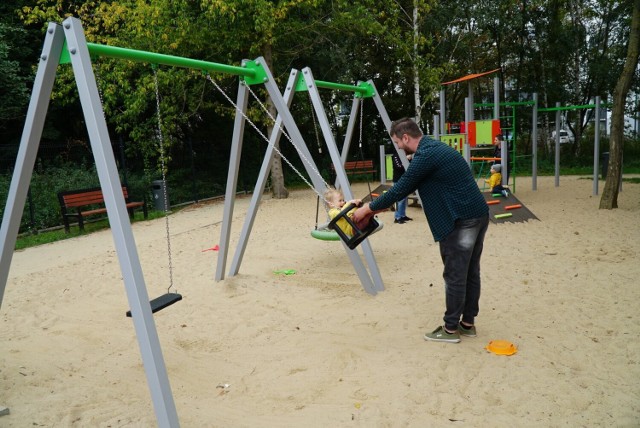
[353,118,489,343]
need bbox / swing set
[0,17,404,427]
[213,65,402,294]
[0,17,305,427]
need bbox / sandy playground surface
[1,175,639,427]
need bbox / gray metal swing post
[1,16,297,428]
[227,69,301,277]
[301,67,383,294]
[0,23,64,309]
[215,65,328,282]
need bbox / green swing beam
[293,70,375,97]
[59,41,377,96]
[60,41,268,84]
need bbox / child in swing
[324,188,363,237]
[485,164,510,197]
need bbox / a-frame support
[0,18,180,427]
[215,67,401,295]
[0,17,304,428]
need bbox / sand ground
[1,175,639,427]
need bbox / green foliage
[0,24,30,124]
[0,0,636,235]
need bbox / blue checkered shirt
[370,136,488,241]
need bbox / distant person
[485,164,509,197]
[353,118,489,343]
[391,152,413,224]
[493,134,510,183]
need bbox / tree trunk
[599,0,640,209]
[262,43,289,199]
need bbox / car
[551,129,575,144]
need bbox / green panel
[475,120,494,146]
[439,134,465,153]
[386,155,393,181]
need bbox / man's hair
[390,118,422,139]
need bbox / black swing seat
[126,292,183,317]
[328,203,380,250]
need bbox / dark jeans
[438,215,490,331]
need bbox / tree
[0,23,30,125]
[200,0,326,199]
[600,0,639,209]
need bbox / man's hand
[352,202,374,224]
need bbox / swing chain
[152,67,174,293]
[308,91,322,154]
[359,99,364,148]
[206,75,332,205]
[242,80,331,191]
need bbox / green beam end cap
[59,41,71,64]
[356,81,375,98]
[294,74,309,92]
[242,60,269,85]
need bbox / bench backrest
[59,186,131,208]
[331,160,375,170]
[344,160,374,169]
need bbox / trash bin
[601,152,609,179]
[151,180,169,211]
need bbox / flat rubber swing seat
[126,292,183,317]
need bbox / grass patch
[15,210,164,251]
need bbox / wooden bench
[330,160,377,181]
[58,186,147,233]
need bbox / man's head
[494,134,504,145]
[389,118,423,154]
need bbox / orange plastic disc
[485,340,518,356]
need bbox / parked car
[551,129,575,144]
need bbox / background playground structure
[429,68,623,196]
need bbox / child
[324,188,362,236]
[485,164,510,197]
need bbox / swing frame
[214,66,395,296]
[0,17,296,428]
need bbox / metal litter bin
[601,152,609,179]
[151,180,169,211]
